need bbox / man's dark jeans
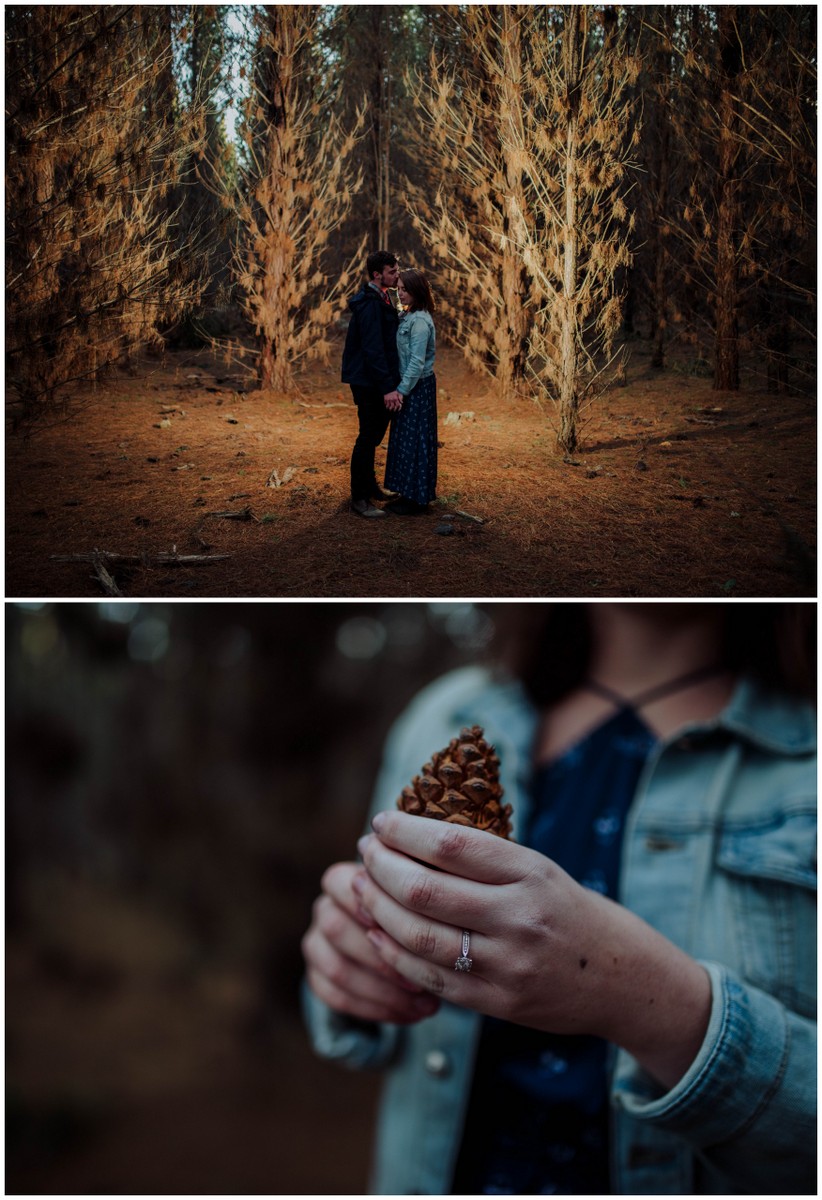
[350,385,391,501]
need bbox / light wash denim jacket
[303,667,816,1195]
[397,309,436,398]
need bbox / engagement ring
[454,930,473,972]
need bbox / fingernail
[371,812,385,834]
[356,902,376,928]
[366,928,384,950]
[357,834,371,857]
[351,873,366,897]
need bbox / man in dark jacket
[341,250,402,518]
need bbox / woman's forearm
[586,898,712,1090]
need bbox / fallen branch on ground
[51,550,231,565]
[206,506,257,521]
[92,552,123,596]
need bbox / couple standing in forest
[342,251,438,519]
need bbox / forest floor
[7,928,380,1195]
[5,337,816,598]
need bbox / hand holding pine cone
[397,725,513,839]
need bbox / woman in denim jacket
[303,603,816,1195]
[383,269,438,516]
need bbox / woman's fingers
[369,810,530,885]
[315,863,427,992]
[358,831,509,934]
[365,923,492,1008]
[321,860,376,928]
[352,855,496,992]
[312,892,424,993]
[354,862,478,966]
[305,961,438,1024]
[303,925,440,1024]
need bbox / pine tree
[335,5,395,248]
[504,6,639,453]
[177,5,237,320]
[733,6,815,394]
[230,6,364,392]
[407,6,638,450]
[404,5,535,397]
[632,7,679,369]
[5,5,204,423]
[322,6,430,274]
[712,5,743,390]
[672,5,815,392]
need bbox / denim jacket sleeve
[301,980,403,1070]
[397,312,433,397]
[613,960,816,1193]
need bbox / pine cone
[397,725,513,839]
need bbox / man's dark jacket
[341,285,400,395]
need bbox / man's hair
[367,250,398,279]
[399,268,436,315]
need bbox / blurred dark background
[6,601,513,1195]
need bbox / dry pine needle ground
[5,337,815,598]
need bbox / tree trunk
[259,332,292,391]
[497,7,531,398]
[649,8,673,370]
[378,66,391,246]
[714,6,741,391]
[650,120,670,368]
[259,271,293,391]
[765,298,791,394]
[557,7,581,455]
[259,338,275,390]
[368,9,391,248]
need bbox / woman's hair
[399,268,436,314]
[493,603,816,704]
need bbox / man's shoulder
[350,287,388,315]
[348,285,373,307]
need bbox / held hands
[355,811,711,1090]
[383,390,403,412]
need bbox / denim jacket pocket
[716,807,816,1015]
[397,319,414,364]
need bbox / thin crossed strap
[582,662,727,713]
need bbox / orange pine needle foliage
[404,5,639,453]
[228,7,366,393]
[6,6,206,424]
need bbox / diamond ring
[454,930,473,972]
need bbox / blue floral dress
[384,309,437,505]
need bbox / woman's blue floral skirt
[384,373,438,505]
